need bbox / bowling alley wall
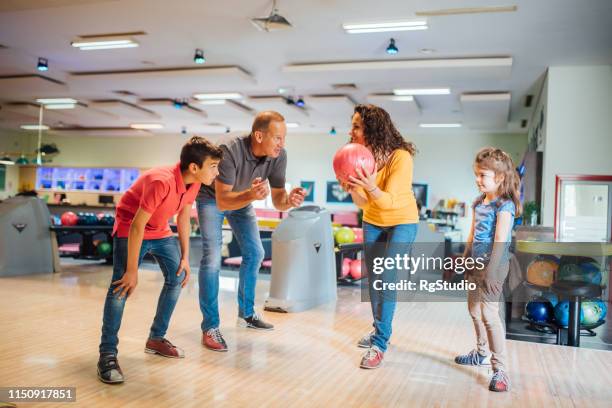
[0,128,526,236]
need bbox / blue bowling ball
[554,300,583,326]
[526,298,554,323]
[540,291,559,307]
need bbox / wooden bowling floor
[1,262,611,408]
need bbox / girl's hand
[339,181,354,193]
[348,163,378,193]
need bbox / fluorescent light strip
[286,122,300,128]
[198,100,227,105]
[193,93,243,100]
[391,96,414,102]
[72,39,134,47]
[130,123,164,130]
[419,123,462,128]
[78,43,139,50]
[21,125,49,130]
[346,26,428,34]
[36,98,77,104]
[344,20,427,29]
[0,159,15,165]
[394,88,450,96]
[44,103,76,110]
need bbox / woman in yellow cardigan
[342,104,419,369]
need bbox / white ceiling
[0,0,611,136]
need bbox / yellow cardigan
[360,149,419,227]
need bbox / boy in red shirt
[98,136,222,384]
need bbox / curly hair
[353,104,416,165]
[473,147,522,216]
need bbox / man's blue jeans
[99,236,184,355]
[363,222,418,352]
[197,199,264,332]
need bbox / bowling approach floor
[1,262,611,408]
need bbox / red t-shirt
[113,163,200,240]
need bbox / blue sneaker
[454,349,491,366]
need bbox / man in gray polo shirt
[197,111,305,352]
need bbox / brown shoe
[145,338,185,358]
[202,328,228,352]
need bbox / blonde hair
[473,147,522,216]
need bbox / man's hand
[112,271,138,300]
[250,177,270,200]
[482,278,503,298]
[288,187,306,207]
[176,258,191,288]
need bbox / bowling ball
[525,297,554,323]
[526,256,558,287]
[558,263,602,285]
[540,291,559,307]
[340,258,352,278]
[96,242,112,257]
[591,299,607,321]
[60,211,78,226]
[579,261,603,285]
[99,214,115,226]
[335,227,355,245]
[352,228,364,243]
[581,301,603,325]
[86,213,97,225]
[332,143,375,184]
[554,301,583,327]
[349,259,362,280]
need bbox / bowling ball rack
[335,243,363,285]
[522,314,605,344]
[51,225,113,263]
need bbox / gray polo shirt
[198,134,287,201]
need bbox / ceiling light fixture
[36,98,77,104]
[71,34,140,50]
[198,100,227,105]
[44,104,76,110]
[15,155,29,165]
[193,93,242,100]
[295,97,305,107]
[394,88,451,95]
[21,124,49,130]
[286,122,300,128]
[194,49,205,64]
[0,156,15,166]
[251,0,292,32]
[130,123,164,130]
[390,95,415,102]
[343,19,428,34]
[386,38,398,55]
[37,57,48,71]
[329,126,337,135]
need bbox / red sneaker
[144,338,185,358]
[360,346,384,369]
[202,328,228,352]
[489,370,510,392]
